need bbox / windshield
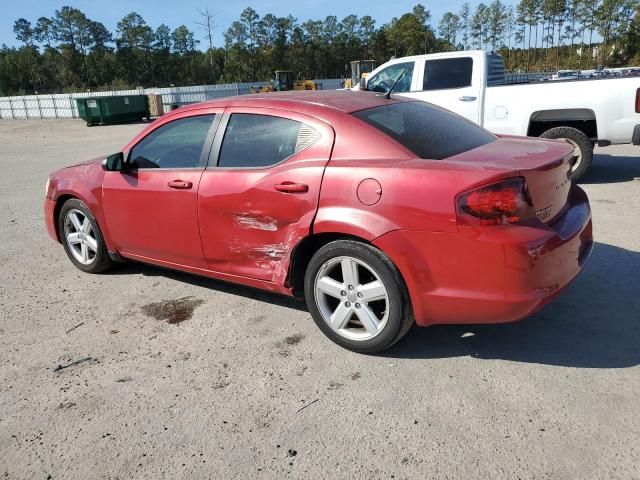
[353,102,496,160]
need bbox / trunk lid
[448,136,575,223]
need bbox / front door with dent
[102,110,221,268]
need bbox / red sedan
[44,91,593,353]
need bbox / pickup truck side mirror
[102,152,125,171]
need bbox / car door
[410,56,482,124]
[198,108,334,282]
[102,109,221,268]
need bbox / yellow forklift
[344,60,376,89]
[250,70,317,93]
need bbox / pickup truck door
[400,56,483,125]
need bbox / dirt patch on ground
[283,334,304,346]
[141,297,205,324]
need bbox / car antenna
[378,68,407,100]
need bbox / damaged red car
[44,91,593,353]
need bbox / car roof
[178,90,410,117]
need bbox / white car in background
[355,51,640,179]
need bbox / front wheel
[58,199,114,273]
[540,126,593,181]
[304,240,413,353]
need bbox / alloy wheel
[63,209,98,265]
[314,256,390,341]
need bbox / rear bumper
[374,186,593,326]
[632,125,640,145]
[44,197,58,242]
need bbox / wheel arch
[287,232,374,298]
[52,194,79,242]
[287,206,401,296]
[527,108,598,140]
[53,192,112,250]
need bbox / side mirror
[359,77,367,90]
[102,152,124,171]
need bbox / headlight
[44,177,50,197]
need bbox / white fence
[0,79,345,120]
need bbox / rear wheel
[540,126,593,181]
[58,199,114,274]
[304,240,413,353]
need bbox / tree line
[439,0,638,72]
[1,1,639,96]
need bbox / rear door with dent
[197,107,335,283]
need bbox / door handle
[168,180,193,189]
[458,96,477,102]
[273,182,309,193]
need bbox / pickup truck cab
[356,50,640,178]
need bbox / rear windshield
[352,101,496,160]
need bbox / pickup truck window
[353,102,495,160]
[423,57,473,90]
[367,62,414,93]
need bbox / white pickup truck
[355,50,640,179]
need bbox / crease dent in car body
[44,90,593,353]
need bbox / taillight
[456,177,533,226]
[636,88,640,113]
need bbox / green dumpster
[75,95,150,126]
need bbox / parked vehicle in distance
[355,50,640,179]
[44,91,593,353]
[551,70,580,80]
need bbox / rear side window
[129,115,215,169]
[353,102,495,160]
[423,57,473,90]
[218,114,318,168]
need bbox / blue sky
[1,0,520,49]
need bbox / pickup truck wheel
[539,126,593,180]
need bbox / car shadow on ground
[384,242,640,368]
[108,242,639,369]
[579,153,640,184]
[108,261,307,312]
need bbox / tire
[304,240,413,353]
[540,126,593,181]
[58,198,114,274]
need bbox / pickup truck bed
[485,78,639,145]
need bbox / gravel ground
[1,120,639,480]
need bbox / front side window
[353,101,495,160]
[366,62,415,94]
[129,114,215,169]
[423,57,473,90]
[218,114,317,168]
